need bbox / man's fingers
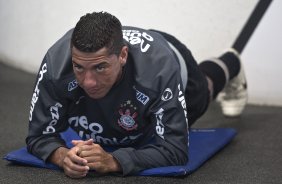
[75,150,88,165]
[72,139,93,146]
[64,165,89,178]
[78,144,100,157]
[65,160,90,172]
[67,147,88,165]
[72,140,84,145]
[63,149,90,178]
[82,155,100,163]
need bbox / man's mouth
[86,88,100,94]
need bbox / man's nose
[82,71,97,88]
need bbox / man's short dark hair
[71,11,124,55]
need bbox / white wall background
[0,0,281,106]
[241,0,282,106]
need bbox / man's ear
[119,46,128,65]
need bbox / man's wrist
[110,154,122,173]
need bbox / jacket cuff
[35,141,67,162]
[111,148,137,176]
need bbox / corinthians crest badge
[117,100,138,131]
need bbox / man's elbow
[178,151,188,165]
[25,136,34,154]
[171,148,188,166]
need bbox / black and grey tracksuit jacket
[26,26,189,175]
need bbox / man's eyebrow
[72,61,80,66]
[72,61,109,67]
[93,62,108,66]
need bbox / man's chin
[87,92,106,99]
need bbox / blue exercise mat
[4,128,236,176]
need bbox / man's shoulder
[35,29,77,96]
[122,26,167,51]
[43,29,74,81]
[123,27,180,92]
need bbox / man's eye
[95,65,106,72]
[74,64,83,72]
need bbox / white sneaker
[217,48,248,117]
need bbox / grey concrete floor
[1,62,282,184]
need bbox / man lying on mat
[26,11,247,178]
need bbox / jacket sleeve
[112,58,189,175]
[26,54,69,162]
